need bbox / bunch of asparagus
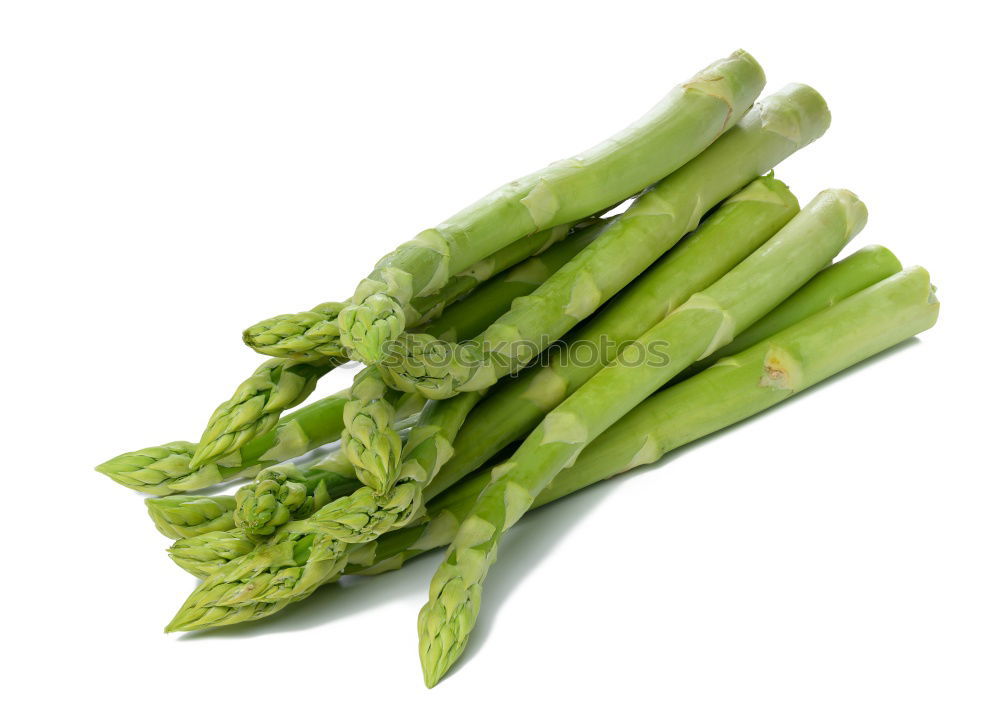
[97,50,939,687]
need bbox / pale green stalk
[379,84,832,400]
[337,51,766,364]
[417,188,868,686]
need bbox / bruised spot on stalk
[759,345,803,391]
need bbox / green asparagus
[234,451,362,539]
[340,222,607,494]
[164,390,486,631]
[102,226,590,491]
[432,174,799,488]
[146,495,238,540]
[189,358,338,469]
[379,84,831,400]
[169,530,257,579]
[163,188,853,632]
[243,222,580,361]
[192,229,595,473]
[676,243,903,378]
[165,267,938,601]
[352,267,938,591]
[337,51,766,365]
[417,187,868,686]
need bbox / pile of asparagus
[98,50,939,687]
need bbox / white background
[3,1,997,710]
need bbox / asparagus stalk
[243,222,579,361]
[146,495,238,540]
[350,266,939,588]
[337,50,766,364]
[432,174,799,490]
[341,222,607,494]
[417,188,868,686]
[380,84,832,400]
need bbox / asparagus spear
[417,188,868,686]
[146,495,238,540]
[350,266,939,588]
[189,358,339,469]
[340,222,607,494]
[337,50,766,364]
[243,222,578,361]
[432,174,799,489]
[380,83,832,400]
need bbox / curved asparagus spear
[146,495,238,540]
[379,84,832,400]
[341,222,606,494]
[337,50,766,364]
[432,174,799,487]
[351,266,939,588]
[417,188,868,686]
[243,222,578,361]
